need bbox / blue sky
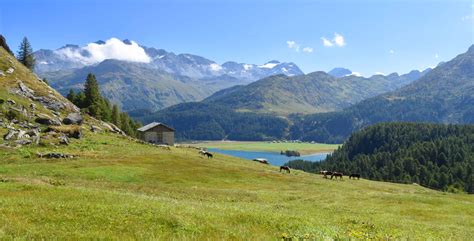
[0,0,472,75]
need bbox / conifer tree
[67,89,76,103]
[83,73,102,117]
[16,37,35,70]
[111,104,121,126]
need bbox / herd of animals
[197,150,361,180]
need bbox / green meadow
[187,141,340,155]
[0,130,472,240]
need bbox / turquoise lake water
[208,148,328,166]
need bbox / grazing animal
[198,150,207,155]
[331,172,343,179]
[321,170,333,179]
[349,174,360,180]
[204,152,213,158]
[280,166,291,173]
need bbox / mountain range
[291,45,474,143]
[201,68,430,114]
[34,38,304,111]
[35,38,432,113]
[136,45,472,141]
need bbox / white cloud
[321,37,334,47]
[333,33,345,47]
[350,72,362,77]
[375,71,385,75]
[435,53,439,59]
[57,37,151,64]
[302,47,313,53]
[287,40,300,52]
[321,33,345,47]
[389,49,395,54]
[287,40,297,48]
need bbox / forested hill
[287,123,474,193]
[202,70,427,115]
[290,45,474,143]
[137,102,289,141]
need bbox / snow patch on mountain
[210,63,222,71]
[258,63,278,69]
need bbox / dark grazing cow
[349,174,360,179]
[280,166,291,173]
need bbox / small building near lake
[137,122,175,145]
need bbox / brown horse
[280,166,291,173]
[331,172,343,179]
[349,174,360,179]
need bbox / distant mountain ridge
[34,38,305,111]
[291,45,474,143]
[201,68,431,115]
[34,38,304,82]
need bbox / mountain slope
[291,45,474,143]
[44,59,210,111]
[328,67,352,77]
[202,69,428,115]
[35,38,304,111]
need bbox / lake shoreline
[208,148,329,166]
[181,140,340,155]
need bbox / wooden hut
[137,122,175,145]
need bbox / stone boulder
[63,113,83,125]
[35,113,61,126]
[15,139,32,146]
[58,135,69,145]
[3,129,16,140]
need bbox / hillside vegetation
[202,70,426,115]
[287,123,474,193]
[290,45,474,143]
[142,66,431,141]
[139,102,290,141]
[1,46,473,239]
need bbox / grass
[0,47,473,239]
[186,140,340,154]
[0,130,472,239]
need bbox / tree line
[67,73,141,137]
[286,123,474,194]
[137,102,289,141]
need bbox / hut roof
[137,122,175,132]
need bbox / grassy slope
[0,131,472,239]
[187,141,340,155]
[1,47,473,239]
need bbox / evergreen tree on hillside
[16,37,35,70]
[84,73,102,118]
[67,90,76,103]
[111,105,121,126]
[66,73,141,137]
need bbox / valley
[0,0,473,238]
